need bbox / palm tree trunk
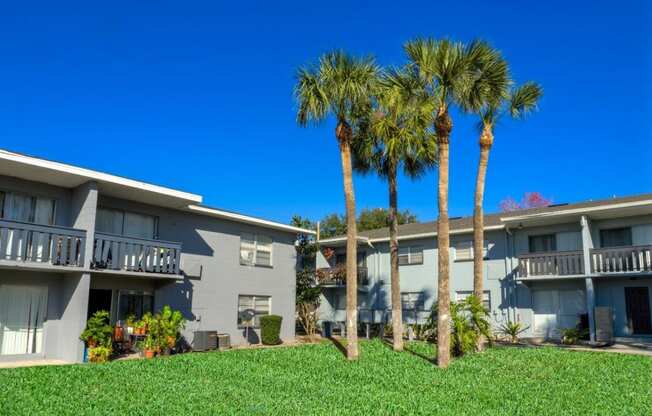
[473,124,492,352]
[388,162,403,352]
[337,121,359,361]
[435,109,452,368]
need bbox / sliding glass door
[0,285,48,355]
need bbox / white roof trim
[500,200,652,222]
[187,205,315,234]
[0,149,202,204]
[319,224,504,244]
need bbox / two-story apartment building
[0,149,312,363]
[317,194,652,343]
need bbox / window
[117,291,154,322]
[454,240,492,261]
[237,295,271,327]
[600,228,632,248]
[334,252,366,267]
[529,234,556,253]
[456,291,491,310]
[401,292,424,311]
[240,233,273,267]
[398,246,424,265]
[0,191,55,225]
[96,208,158,239]
[454,240,473,261]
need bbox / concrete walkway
[0,359,70,369]
[563,342,652,356]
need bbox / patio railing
[92,232,182,275]
[590,245,652,273]
[518,250,585,277]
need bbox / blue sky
[0,1,650,224]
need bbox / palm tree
[295,51,378,360]
[353,67,437,352]
[405,38,471,368]
[463,43,542,351]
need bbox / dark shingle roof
[330,193,652,241]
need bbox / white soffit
[0,149,202,208]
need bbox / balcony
[316,265,369,286]
[0,219,86,268]
[92,232,182,276]
[518,250,585,278]
[590,245,652,274]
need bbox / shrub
[88,346,112,363]
[260,315,283,345]
[450,302,478,357]
[561,327,589,345]
[499,321,529,343]
[80,310,113,348]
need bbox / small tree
[291,216,321,337]
[500,192,552,212]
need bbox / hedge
[260,314,282,345]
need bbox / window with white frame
[240,233,273,267]
[401,292,424,311]
[456,290,491,310]
[237,295,271,327]
[398,246,424,265]
[454,240,491,261]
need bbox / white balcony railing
[591,245,652,273]
[0,219,86,267]
[92,232,181,275]
[518,250,585,277]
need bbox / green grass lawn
[1,340,650,415]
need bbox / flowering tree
[500,192,553,212]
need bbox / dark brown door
[625,287,652,334]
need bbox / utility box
[217,333,231,350]
[192,331,218,351]
[595,307,614,343]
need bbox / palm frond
[509,82,543,119]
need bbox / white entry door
[0,285,48,355]
[532,289,586,338]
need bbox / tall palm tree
[353,67,437,352]
[295,51,378,360]
[468,78,542,331]
[405,38,471,368]
[462,41,512,352]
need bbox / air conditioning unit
[217,333,231,350]
[192,331,218,351]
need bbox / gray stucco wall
[318,230,514,328]
[97,195,298,346]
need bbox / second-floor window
[334,252,367,268]
[96,208,158,239]
[529,234,556,253]
[600,227,632,248]
[0,191,55,225]
[398,246,423,265]
[453,240,491,261]
[240,233,273,267]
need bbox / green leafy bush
[561,327,589,345]
[260,315,283,345]
[88,346,112,363]
[499,321,529,343]
[80,310,113,348]
[450,295,492,356]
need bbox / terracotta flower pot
[144,349,155,359]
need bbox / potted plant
[142,335,157,359]
[159,305,186,350]
[88,346,112,363]
[80,310,113,349]
[125,314,137,335]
